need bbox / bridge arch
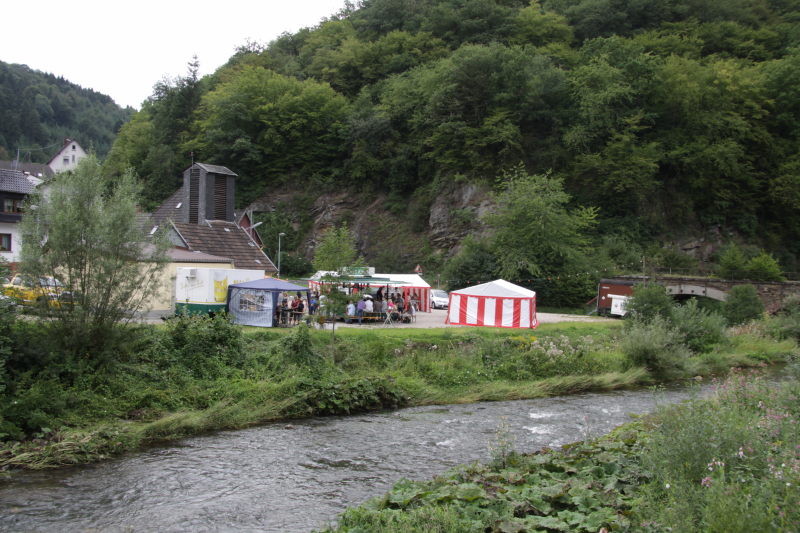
[664,284,727,302]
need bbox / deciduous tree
[20,155,169,356]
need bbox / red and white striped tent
[446,279,538,329]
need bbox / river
[0,384,707,532]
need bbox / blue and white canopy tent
[225,278,308,327]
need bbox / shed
[226,278,308,327]
[446,279,538,329]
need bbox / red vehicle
[596,279,635,317]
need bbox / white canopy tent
[308,271,432,312]
[446,279,538,329]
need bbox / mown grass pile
[320,371,800,533]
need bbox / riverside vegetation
[318,290,800,532]
[321,370,800,532]
[0,285,797,473]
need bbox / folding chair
[383,311,394,326]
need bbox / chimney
[182,163,237,224]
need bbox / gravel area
[331,308,613,329]
[141,308,614,327]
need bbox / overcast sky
[3,0,347,109]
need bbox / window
[3,199,23,213]
[63,157,69,165]
[0,234,11,252]
[71,154,75,163]
[72,144,76,150]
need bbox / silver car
[430,289,449,309]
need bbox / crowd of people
[272,286,418,327]
[345,290,418,325]
[274,291,319,326]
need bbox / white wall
[0,221,21,264]
[48,142,88,173]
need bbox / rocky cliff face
[428,182,493,250]
[246,182,494,271]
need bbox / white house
[0,168,35,268]
[47,138,87,173]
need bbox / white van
[430,289,449,309]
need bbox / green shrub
[716,244,749,280]
[671,299,727,353]
[0,376,68,440]
[656,245,697,272]
[634,376,800,531]
[157,314,245,378]
[745,251,784,281]
[626,284,674,322]
[769,294,800,341]
[722,285,764,326]
[297,376,407,415]
[621,317,691,378]
[268,324,329,377]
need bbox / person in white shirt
[346,301,356,323]
[364,297,374,313]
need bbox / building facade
[47,138,87,173]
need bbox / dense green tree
[19,156,169,356]
[625,283,675,322]
[99,0,800,276]
[485,166,598,280]
[313,224,362,272]
[745,251,784,281]
[511,0,574,46]
[716,244,749,280]
[442,237,499,290]
[187,66,350,205]
[0,61,132,161]
[723,284,765,325]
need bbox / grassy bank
[320,370,800,532]
[0,314,795,472]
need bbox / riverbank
[0,316,796,472]
[321,369,800,532]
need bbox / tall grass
[633,372,800,531]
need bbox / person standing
[356,298,366,325]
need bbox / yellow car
[2,275,70,307]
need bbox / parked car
[2,275,70,307]
[430,289,449,309]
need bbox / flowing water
[1,384,708,532]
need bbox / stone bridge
[605,275,800,313]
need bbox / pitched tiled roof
[167,247,232,263]
[0,160,53,179]
[152,186,185,224]
[195,163,236,176]
[0,168,36,194]
[136,212,155,233]
[171,220,277,272]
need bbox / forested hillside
[104,0,800,300]
[0,61,133,161]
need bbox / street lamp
[277,232,286,277]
